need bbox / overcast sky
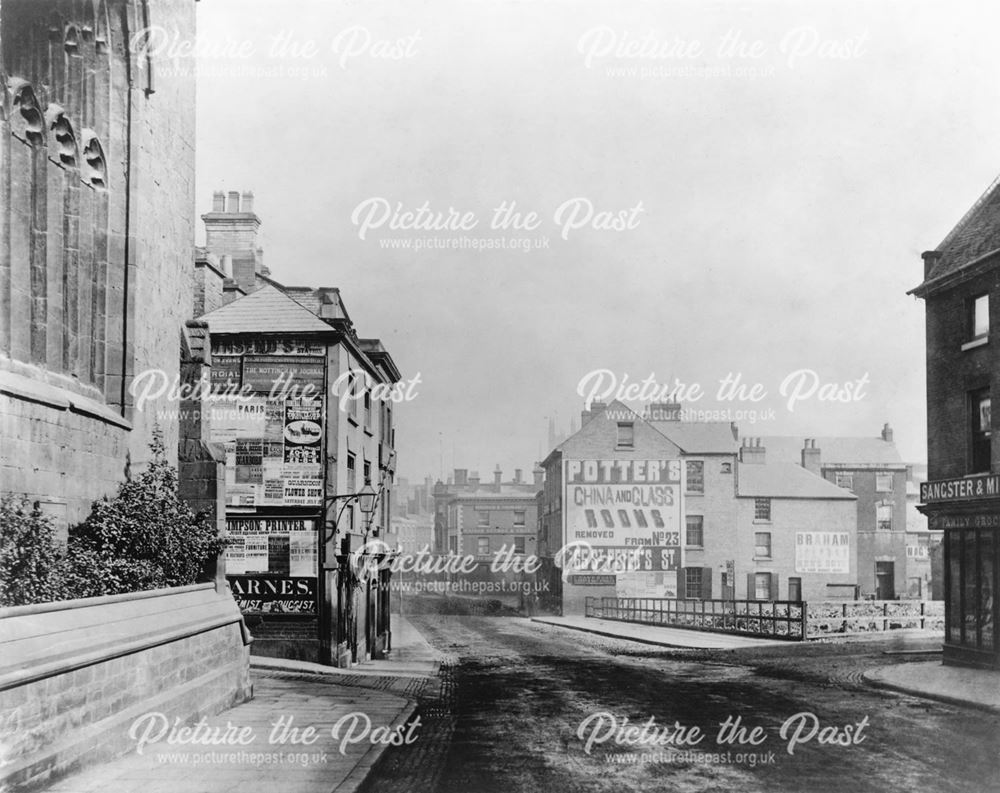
[191,0,1000,481]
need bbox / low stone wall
[0,583,253,791]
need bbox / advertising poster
[225,517,317,615]
[210,394,324,507]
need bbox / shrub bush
[0,432,226,605]
[65,431,226,598]
[0,496,66,607]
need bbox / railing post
[801,601,808,640]
[920,600,926,630]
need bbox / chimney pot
[241,190,254,213]
[212,191,225,212]
[227,191,240,213]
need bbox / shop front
[919,475,1000,669]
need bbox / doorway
[875,561,895,600]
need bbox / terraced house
[538,402,861,614]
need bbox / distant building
[760,427,910,599]
[433,466,541,559]
[538,403,859,615]
[911,174,1000,669]
[389,514,434,556]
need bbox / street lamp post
[320,479,378,665]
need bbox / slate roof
[197,285,332,334]
[912,172,1000,294]
[737,462,857,500]
[759,436,903,467]
[651,422,739,454]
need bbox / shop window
[686,461,704,493]
[980,531,995,650]
[754,532,771,558]
[686,515,704,547]
[971,388,992,473]
[754,498,771,521]
[948,531,961,644]
[964,531,978,645]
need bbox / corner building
[911,175,1000,668]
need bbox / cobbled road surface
[363,615,1000,793]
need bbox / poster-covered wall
[225,516,318,614]
[563,459,684,602]
[209,352,325,508]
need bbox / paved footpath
[42,617,437,793]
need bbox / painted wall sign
[563,459,684,601]
[921,474,1000,503]
[242,356,325,393]
[566,574,616,586]
[226,575,316,614]
[564,459,683,565]
[213,338,325,357]
[928,513,1000,530]
[794,532,851,574]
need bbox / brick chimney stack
[921,250,942,280]
[881,423,894,443]
[202,188,267,294]
[533,465,544,488]
[740,437,766,464]
[493,465,502,492]
[801,438,821,474]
